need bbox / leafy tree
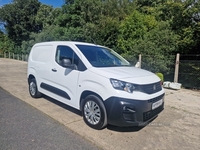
[59,0,136,45]
[0,31,15,53]
[102,0,136,19]
[49,8,62,26]
[35,4,54,28]
[59,0,102,28]
[0,31,5,53]
[157,0,200,54]
[1,0,200,58]
[130,22,178,73]
[117,10,178,72]
[0,0,41,46]
[21,25,85,53]
[94,16,120,48]
[117,10,158,54]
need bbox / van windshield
[76,45,130,67]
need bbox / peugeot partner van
[27,41,165,129]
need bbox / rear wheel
[29,78,42,98]
[82,95,107,130]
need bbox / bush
[156,72,164,83]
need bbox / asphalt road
[0,88,101,150]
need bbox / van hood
[88,67,160,84]
[89,66,155,79]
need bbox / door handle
[52,68,57,72]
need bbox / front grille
[147,94,165,103]
[139,82,162,94]
[143,105,164,122]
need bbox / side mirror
[61,58,76,69]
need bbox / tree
[94,16,120,48]
[21,25,85,53]
[0,31,15,53]
[35,4,54,29]
[58,0,136,44]
[0,0,41,46]
[157,0,200,54]
[117,11,178,72]
[130,22,178,73]
[117,10,158,54]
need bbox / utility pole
[174,53,180,83]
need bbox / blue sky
[0,0,64,7]
[39,0,64,7]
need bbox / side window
[55,45,79,67]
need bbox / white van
[27,41,165,129]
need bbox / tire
[82,95,107,130]
[29,78,42,98]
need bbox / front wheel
[29,78,42,98]
[82,95,107,130]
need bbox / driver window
[55,45,79,67]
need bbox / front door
[48,45,81,109]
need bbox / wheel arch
[28,74,35,83]
[79,90,104,112]
[28,67,37,83]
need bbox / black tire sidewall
[82,95,107,130]
[29,78,41,98]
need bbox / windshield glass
[76,44,130,67]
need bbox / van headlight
[110,78,136,93]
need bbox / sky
[0,0,64,7]
[39,0,64,7]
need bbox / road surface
[0,88,101,150]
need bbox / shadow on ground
[43,95,82,116]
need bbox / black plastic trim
[78,59,87,71]
[40,83,71,100]
[104,94,164,127]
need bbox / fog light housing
[123,106,136,121]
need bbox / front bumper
[104,94,165,127]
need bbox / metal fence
[140,54,176,76]
[138,54,200,89]
[0,52,199,89]
[0,52,29,61]
[179,55,200,89]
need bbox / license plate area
[152,99,163,110]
